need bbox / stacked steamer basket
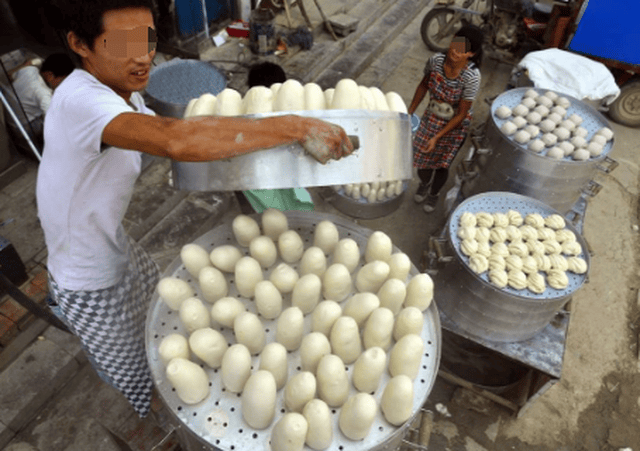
[318,113,421,219]
[144,59,228,118]
[171,109,412,192]
[146,211,441,451]
[461,87,618,214]
[170,79,413,193]
[435,192,590,342]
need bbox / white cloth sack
[517,49,620,104]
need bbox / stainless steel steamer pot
[461,88,618,214]
[435,192,590,342]
[144,59,228,118]
[145,211,441,451]
[170,110,413,191]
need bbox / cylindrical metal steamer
[461,88,617,214]
[144,59,227,118]
[170,110,413,191]
[146,211,441,451]
[436,192,590,342]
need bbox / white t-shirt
[12,66,53,121]
[36,69,155,291]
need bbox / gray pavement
[1,0,640,450]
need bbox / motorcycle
[420,0,570,62]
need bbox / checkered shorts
[48,238,160,417]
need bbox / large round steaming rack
[462,87,618,214]
[491,88,614,160]
[145,211,441,451]
[437,192,590,342]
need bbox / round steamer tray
[146,59,227,105]
[145,211,441,451]
[448,192,590,300]
[491,87,614,161]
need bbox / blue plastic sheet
[568,0,640,66]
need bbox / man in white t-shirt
[37,0,353,418]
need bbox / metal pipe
[201,0,210,39]
[0,90,41,161]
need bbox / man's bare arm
[102,113,354,163]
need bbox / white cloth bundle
[516,49,620,104]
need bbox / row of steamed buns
[183,78,409,118]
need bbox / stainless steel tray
[145,211,441,451]
[491,87,614,161]
[448,192,590,300]
[171,110,412,191]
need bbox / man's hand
[297,117,355,164]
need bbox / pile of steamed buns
[183,78,408,118]
[155,209,434,450]
[495,89,613,161]
[455,209,588,293]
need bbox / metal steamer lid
[490,87,614,161]
[448,192,590,301]
[145,211,441,451]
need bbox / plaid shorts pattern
[48,238,160,417]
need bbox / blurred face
[447,36,474,64]
[68,7,156,101]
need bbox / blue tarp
[568,0,640,66]
[175,0,229,37]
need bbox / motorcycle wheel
[420,7,464,53]
[608,81,640,128]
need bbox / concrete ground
[1,0,640,450]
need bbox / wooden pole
[310,0,339,40]
[283,0,293,28]
[294,0,313,29]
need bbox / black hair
[247,62,287,88]
[57,0,157,50]
[454,24,484,68]
[40,53,75,77]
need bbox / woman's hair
[454,24,484,68]
[56,0,157,50]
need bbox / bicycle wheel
[421,7,464,53]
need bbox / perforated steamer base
[491,87,614,161]
[448,192,590,300]
[146,59,227,105]
[145,211,441,451]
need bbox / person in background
[37,0,352,419]
[237,62,316,213]
[233,61,290,214]
[247,61,286,88]
[11,53,75,137]
[408,25,483,213]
